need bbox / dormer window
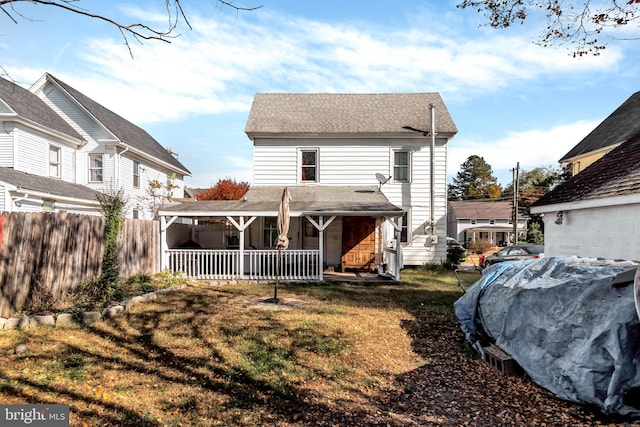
[300,149,318,182]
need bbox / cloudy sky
[2,0,639,187]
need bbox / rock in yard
[17,317,30,330]
[3,317,20,330]
[82,311,102,325]
[103,305,124,319]
[55,313,74,327]
[14,344,27,355]
[30,315,55,327]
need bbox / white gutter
[11,190,100,207]
[530,193,640,214]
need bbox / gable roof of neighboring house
[39,74,190,175]
[0,76,83,143]
[448,200,515,220]
[534,135,640,207]
[160,185,404,217]
[0,166,99,205]
[245,93,457,138]
[560,91,640,162]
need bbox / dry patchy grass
[0,270,630,426]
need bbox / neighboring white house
[159,93,458,280]
[0,73,191,218]
[531,134,640,261]
[447,200,527,247]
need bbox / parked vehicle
[447,237,468,262]
[482,244,544,268]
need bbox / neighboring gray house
[531,134,640,261]
[0,73,191,218]
[159,93,458,280]
[447,200,527,247]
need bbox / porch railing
[166,249,321,281]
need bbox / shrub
[467,239,492,254]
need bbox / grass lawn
[0,270,626,426]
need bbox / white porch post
[227,216,257,279]
[160,215,178,272]
[305,215,337,281]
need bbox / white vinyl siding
[0,125,15,167]
[253,136,448,265]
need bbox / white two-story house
[159,93,457,280]
[0,74,190,218]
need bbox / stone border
[0,284,187,331]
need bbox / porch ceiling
[160,185,404,218]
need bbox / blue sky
[2,0,640,187]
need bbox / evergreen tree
[448,155,502,200]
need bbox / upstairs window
[89,154,103,182]
[133,161,140,188]
[393,150,409,182]
[49,146,61,178]
[300,150,318,182]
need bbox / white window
[89,154,103,182]
[400,211,409,243]
[393,150,409,182]
[133,161,140,188]
[49,146,61,178]
[300,149,318,182]
[263,217,278,247]
[42,199,55,212]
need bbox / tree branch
[0,0,263,57]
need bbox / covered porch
[158,186,405,282]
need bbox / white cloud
[448,120,597,184]
[40,7,622,124]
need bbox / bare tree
[457,0,640,56]
[1,0,262,55]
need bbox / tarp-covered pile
[454,256,640,416]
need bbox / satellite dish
[375,173,391,190]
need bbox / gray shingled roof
[448,200,514,220]
[245,93,457,137]
[560,91,640,162]
[0,166,99,202]
[0,76,83,141]
[45,74,190,175]
[534,134,640,207]
[161,185,404,217]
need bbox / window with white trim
[89,154,103,182]
[264,217,278,247]
[400,211,409,243]
[300,149,318,182]
[133,161,140,188]
[393,150,409,182]
[49,146,61,178]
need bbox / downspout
[428,103,436,238]
[12,192,29,206]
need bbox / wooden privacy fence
[0,212,159,318]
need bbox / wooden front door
[341,217,376,271]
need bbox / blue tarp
[454,256,640,416]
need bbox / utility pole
[512,162,520,245]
